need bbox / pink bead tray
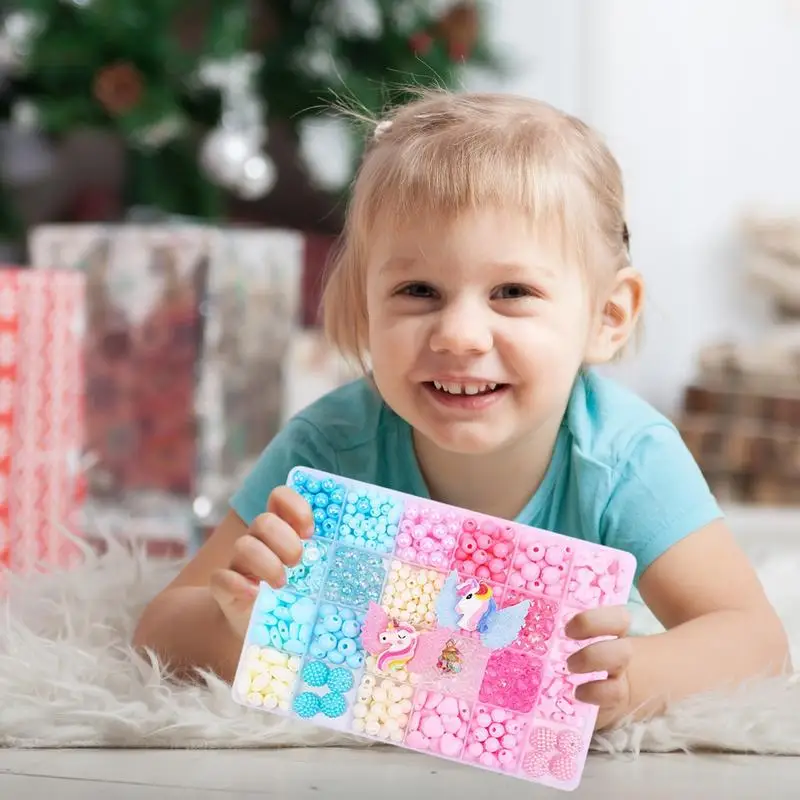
[231,468,636,791]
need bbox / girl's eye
[397,282,437,299]
[492,284,538,300]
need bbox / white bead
[390,729,404,742]
[388,684,404,703]
[384,716,400,732]
[365,720,381,736]
[352,718,366,733]
[353,703,368,719]
[251,673,270,692]
[245,645,260,660]
[373,686,387,702]
[263,695,278,710]
[396,713,409,727]
[371,702,387,720]
[399,610,411,621]
[399,698,413,714]
[399,566,410,579]
[287,656,302,672]
[246,692,263,706]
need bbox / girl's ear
[584,267,644,365]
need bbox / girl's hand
[564,605,634,730]
[209,486,314,640]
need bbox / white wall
[474,0,800,416]
[581,0,800,415]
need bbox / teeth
[431,381,499,395]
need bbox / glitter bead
[319,691,348,718]
[327,667,354,693]
[323,546,387,609]
[479,650,542,713]
[289,471,347,539]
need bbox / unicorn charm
[436,572,531,651]
[361,604,420,673]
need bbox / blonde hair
[322,89,634,368]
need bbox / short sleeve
[599,423,723,580]
[229,416,339,525]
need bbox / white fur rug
[2,533,800,756]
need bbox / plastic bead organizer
[232,468,637,791]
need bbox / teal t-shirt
[230,370,722,586]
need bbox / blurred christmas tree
[0,0,503,245]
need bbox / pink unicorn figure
[455,577,497,633]
[361,604,420,673]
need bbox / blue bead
[302,660,330,687]
[305,479,320,494]
[314,493,329,508]
[261,613,277,626]
[341,620,361,639]
[321,478,336,492]
[339,608,356,621]
[337,638,357,655]
[319,691,347,719]
[322,519,338,535]
[345,504,356,515]
[324,614,342,633]
[327,668,353,693]
[302,492,314,506]
[293,471,308,486]
[346,653,364,670]
[285,638,306,655]
[269,628,283,649]
[277,620,290,640]
[330,489,344,505]
[293,691,321,719]
[257,592,278,613]
[310,644,327,659]
[326,504,341,519]
[327,650,345,665]
[290,597,317,624]
[313,508,326,523]
[299,624,312,643]
[316,633,337,653]
[319,604,337,616]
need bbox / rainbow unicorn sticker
[361,611,420,673]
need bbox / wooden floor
[1,747,798,799]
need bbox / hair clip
[373,120,393,140]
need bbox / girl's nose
[428,298,493,355]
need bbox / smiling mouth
[427,381,507,396]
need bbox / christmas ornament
[0,101,56,187]
[0,11,41,71]
[197,53,276,200]
[94,62,144,116]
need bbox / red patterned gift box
[0,268,86,573]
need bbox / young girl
[133,91,789,730]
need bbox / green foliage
[0,0,504,235]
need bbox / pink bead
[400,519,414,534]
[410,712,421,731]
[526,544,544,561]
[446,521,460,536]
[429,551,446,568]
[497,749,515,766]
[545,545,565,566]
[396,532,412,548]
[488,558,505,574]
[432,524,447,540]
[420,537,436,552]
[400,547,416,561]
[466,742,483,759]
[459,701,471,720]
[526,579,543,593]
[439,733,463,756]
[484,737,500,753]
[458,721,469,738]
[462,518,478,533]
[475,565,491,579]
[508,573,525,589]
[442,535,457,551]
[461,535,477,553]
[405,506,420,520]
[501,734,518,749]
[541,566,562,586]
[493,542,510,558]
[416,552,430,566]
[488,723,504,738]
[473,549,489,565]
[442,715,461,734]
[545,585,562,597]
[513,553,527,568]
[476,534,493,550]
[460,561,476,575]
[425,691,443,709]
[420,715,445,739]
[473,727,488,742]
[476,712,492,727]
[438,696,459,716]
[412,525,427,541]
[454,548,467,562]
[479,752,497,768]
[505,720,521,735]
[405,731,429,750]
[521,562,540,581]
[490,708,507,722]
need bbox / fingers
[229,531,288,589]
[249,511,304,568]
[564,605,630,641]
[268,485,315,540]
[567,636,633,677]
[574,675,630,712]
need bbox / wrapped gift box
[29,224,344,550]
[0,267,86,573]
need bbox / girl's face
[365,207,615,457]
